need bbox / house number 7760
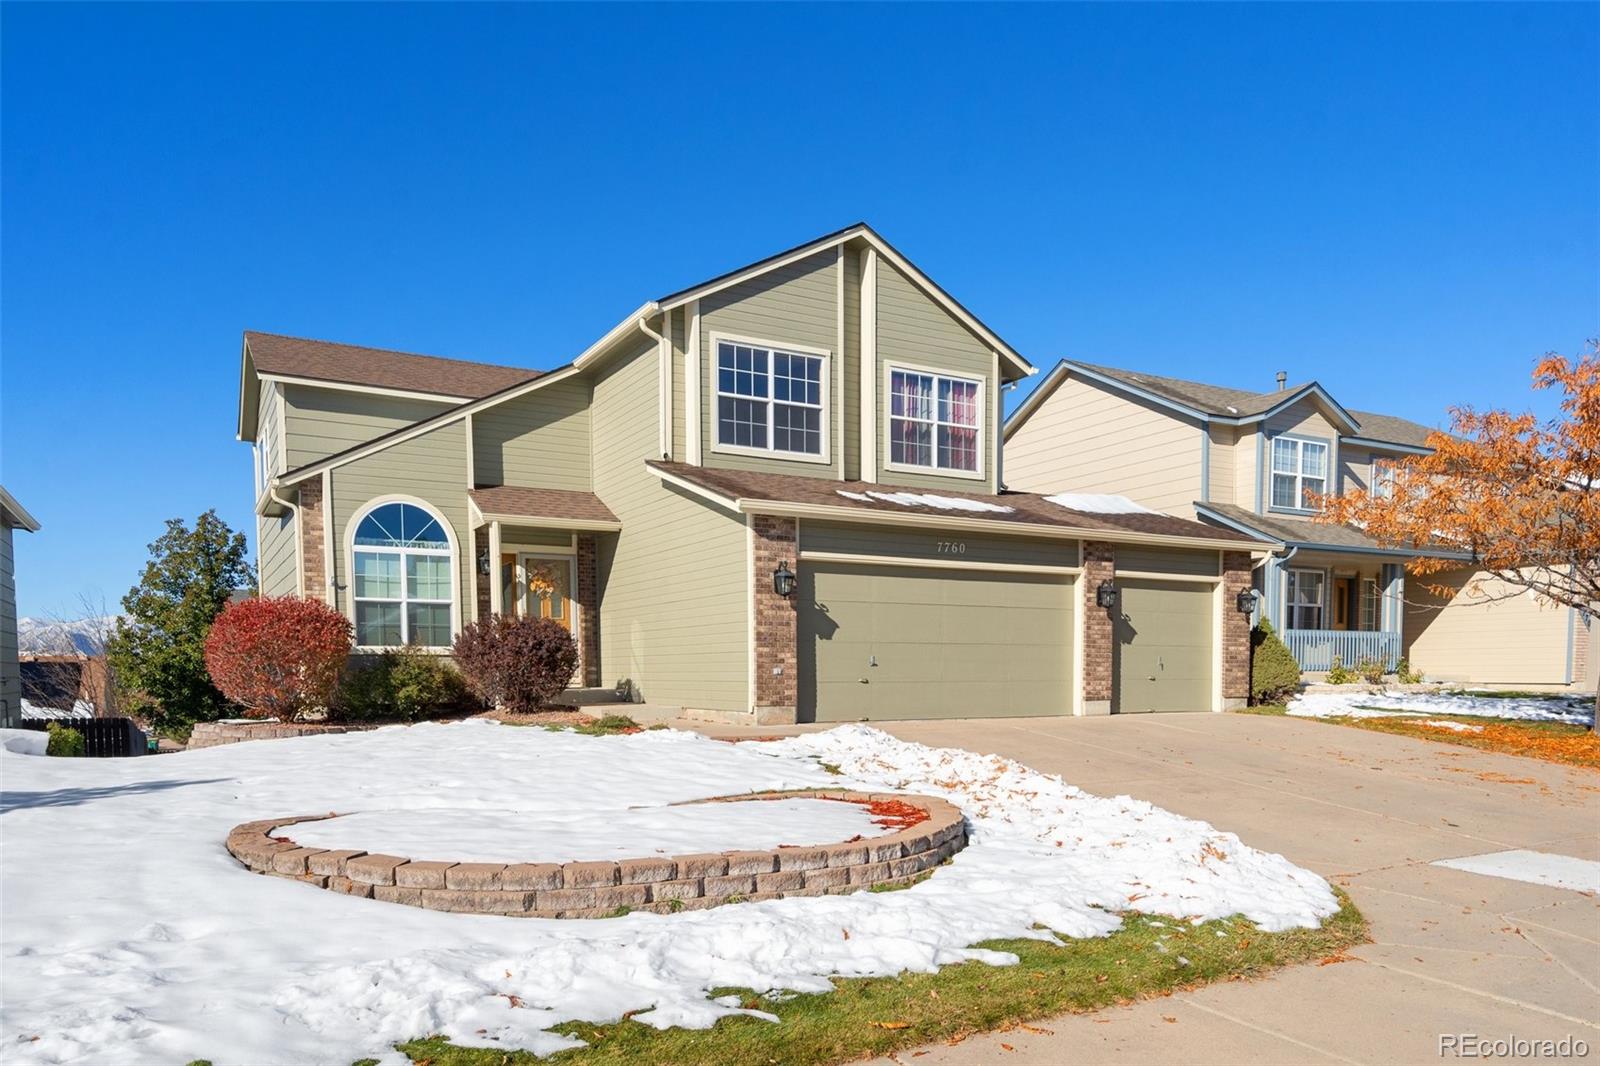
[936,541,967,554]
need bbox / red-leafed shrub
[204,596,352,719]
[451,615,577,714]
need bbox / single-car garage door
[1114,579,1214,713]
[799,563,1074,722]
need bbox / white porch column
[488,520,503,617]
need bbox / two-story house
[238,224,1272,723]
[1004,360,1591,688]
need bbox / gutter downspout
[637,311,670,460]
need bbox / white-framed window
[1285,568,1325,630]
[1371,459,1395,499]
[350,500,454,648]
[1359,577,1380,631]
[886,365,983,476]
[712,336,829,462]
[1270,436,1329,510]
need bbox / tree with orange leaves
[1319,343,1599,716]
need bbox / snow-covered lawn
[0,720,1337,1065]
[1287,690,1594,725]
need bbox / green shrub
[1395,658,1424,684]
[337,647,480,721]
[1354,656,1387,684]
[1250,620,1302,705]
[1326,655,1356,685]
[45,722,86,757]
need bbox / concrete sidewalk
[690,713,1600,1064]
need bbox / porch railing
[1282,629,1401,672]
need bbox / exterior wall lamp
[1095,580,1117,609]
[1236,588,1258,614]
[477,548,492,577]
[773,561,797,599]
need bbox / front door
[517,553,574,629]
[1331,577,1353,631]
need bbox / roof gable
[245,331,540,399]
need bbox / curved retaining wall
[225,790,967,918]
[188,721,372,749]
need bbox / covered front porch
[1262,549,1407,672]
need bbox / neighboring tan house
[1004,361,1589,687]
[1,486,41,729]
[239,224,1272,722]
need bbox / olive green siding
[498,526,573,549]
[471,377,591,490]
[800,562,1073,721]
[874,258,1000,494]
[326,421,472,641]
[257,510,299,598]
[258,381,284,478]
[699,250,839,476]
[593,341,749,710]
[670,307,687,461]
[1116,546,1219,577]
[802,522,1078,569]
[0,524,18,727]
[841,250,861,481]
[1113,579,1214,713]
[284,385,454,471]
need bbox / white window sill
[882,460,986,482]
[711,442,832,466]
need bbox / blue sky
[3,3,1595,617]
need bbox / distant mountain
[17,616,119,656]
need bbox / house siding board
[1339,448,1372,495]
[699,250,839,476]
[1003,376,1204,515]
[259,381,284,477]
[874,258,1000,493]
[1403,569,1571,685]
[671,307,687,462]
[470,377,592,491]
[0,525,17,727]
[283,385,453,470]
[326,421,472,635]
[1116,546,1219,577]
[257,511,299,597]
[1236,427,1260,511]
[801,522,1078,569]
[1206,425,1236,506]
[594,342,749,710]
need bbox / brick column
[1081,541,1115,715]
[474,529,491,622]
[576,535,601,687]
[751,515,798,725]
[1222,550,1253,709]
[298,478,327,603]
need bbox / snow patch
[1417,719,1483,733]
[0,720,1337,1064]
[1287,690,1593,725]
[1432,850,1600,893]
[1043,493,1158,515]
[0,727,48,755]
[836,490,1015,514]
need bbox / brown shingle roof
[246,330,540,399]
[469,486,619,527]
[648,462,1263,545]
[1195,502,1468,558]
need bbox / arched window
[351,501,453,647]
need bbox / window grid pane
[715,341,825,456]
[890,369,978,471]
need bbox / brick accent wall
[474,529,491,622]
[1222,550,1253,706]
[1081,541,1116,709]
[298,478,327,603]
[576,535,600,687]
[750,515,798,724]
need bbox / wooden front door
[1331,576,1353,631]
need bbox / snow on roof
[1044,492,1159,515]
[836,490,1016,514]
[20,699,94,720]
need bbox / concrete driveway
[693,713,1600,1064]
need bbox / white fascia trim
[236,341,254,441]
[655,226,1036,379]
[476,513,622,533]
[467,494,486,529]
[256,373,472,405]
[860,246,878,481]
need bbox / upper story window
[351,500,453,648]
[887,366,983,476]
[1270,436,1328,511]
[1371,458,1395,499]
[714,337,829,462]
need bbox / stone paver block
[502,863,562,891]
[756,869,805,893]
[824,842,870,867]
[374,885,423,907]
[271,848,321,876]
[703,874,756,897]
[395,861,455,889]
[618,857,676,883]
[445,863,506,890]
[777,847,829,872]
[327,875,374,898]
[563,861,619,887]
[674,853,728,878]
[850,860,892,884]
[803,866,848,890]
[537,887,598,910]
[649,878,704,901]
[869,839,906,862]
[725,851,777,875]
[346,853,408,886]
[307,849,366,877]
[592,884,650,910]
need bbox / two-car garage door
[798,562,1075,722]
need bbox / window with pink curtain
[889,368,980,473]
